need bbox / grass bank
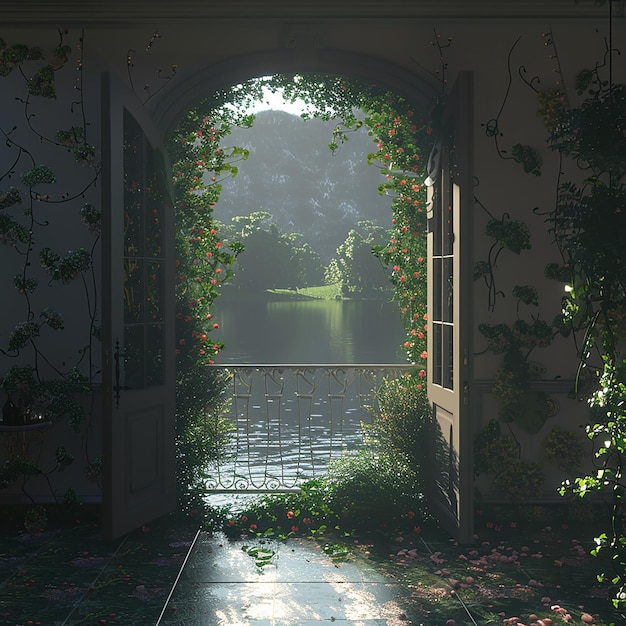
[268,282,342,300]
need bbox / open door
[101,73,176,540]
[426,72,474,544]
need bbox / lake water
[205,295,409,503]
[212,294,409,365]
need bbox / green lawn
[268,282,342,300]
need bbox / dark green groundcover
[0,503,622,626]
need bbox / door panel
[431,404,459,525]
[102,73,176,541]
[427,72,473,543]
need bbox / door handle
[113,338,129,408]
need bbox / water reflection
[208,396,366,489]
[213,296,407,364]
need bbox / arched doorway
[103,48,474,542]
[150,49,436,136]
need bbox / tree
[220,212,323,291]
[328,220,391,297]
[287,238,324,287]
[216,110,390,262]
[230,210,272,237]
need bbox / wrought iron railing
[202,365,406,493]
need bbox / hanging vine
[481,36,543,177]
[0,30,101,507]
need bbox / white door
[427,72,474,544]
[101,73,176,540]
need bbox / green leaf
[0,214,30,245]
[512,285,538,306]
[485,218,531,254]
[27,64,57,99]
[511,144,543,176]
[575,68,594,95]
[0,187,21,210]
[21,165,56,186]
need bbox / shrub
[308,373,433,527]
[323,449,429,527]
[365,374,431,465]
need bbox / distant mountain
[215,110,392,261]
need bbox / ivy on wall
[0,31,101,506]
[473,6,626,612]
[547,67,626,611]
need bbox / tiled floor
[2,513,622,625]
[157,533,425,626]
[0,518,431,626]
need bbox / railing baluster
[202,365,404,494]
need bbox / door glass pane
[443,257,453,323]
[146,260,164,323]
[122,107,167,390]
[124,113,145,257]
[444,177,454,256]
[433,258,442,322]
[146,324,165,386]
[432,187,442,258]
[433,323,442,386]
[145,148,165,258]
[443,324,454,390]
[124,258,143,324]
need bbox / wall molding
[472,379,576,395]
[0,1,619,25]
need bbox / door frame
[426,71,474,543]
[149,54,475,540]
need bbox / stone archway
[150,50,475,543]
[149,47,436,137]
